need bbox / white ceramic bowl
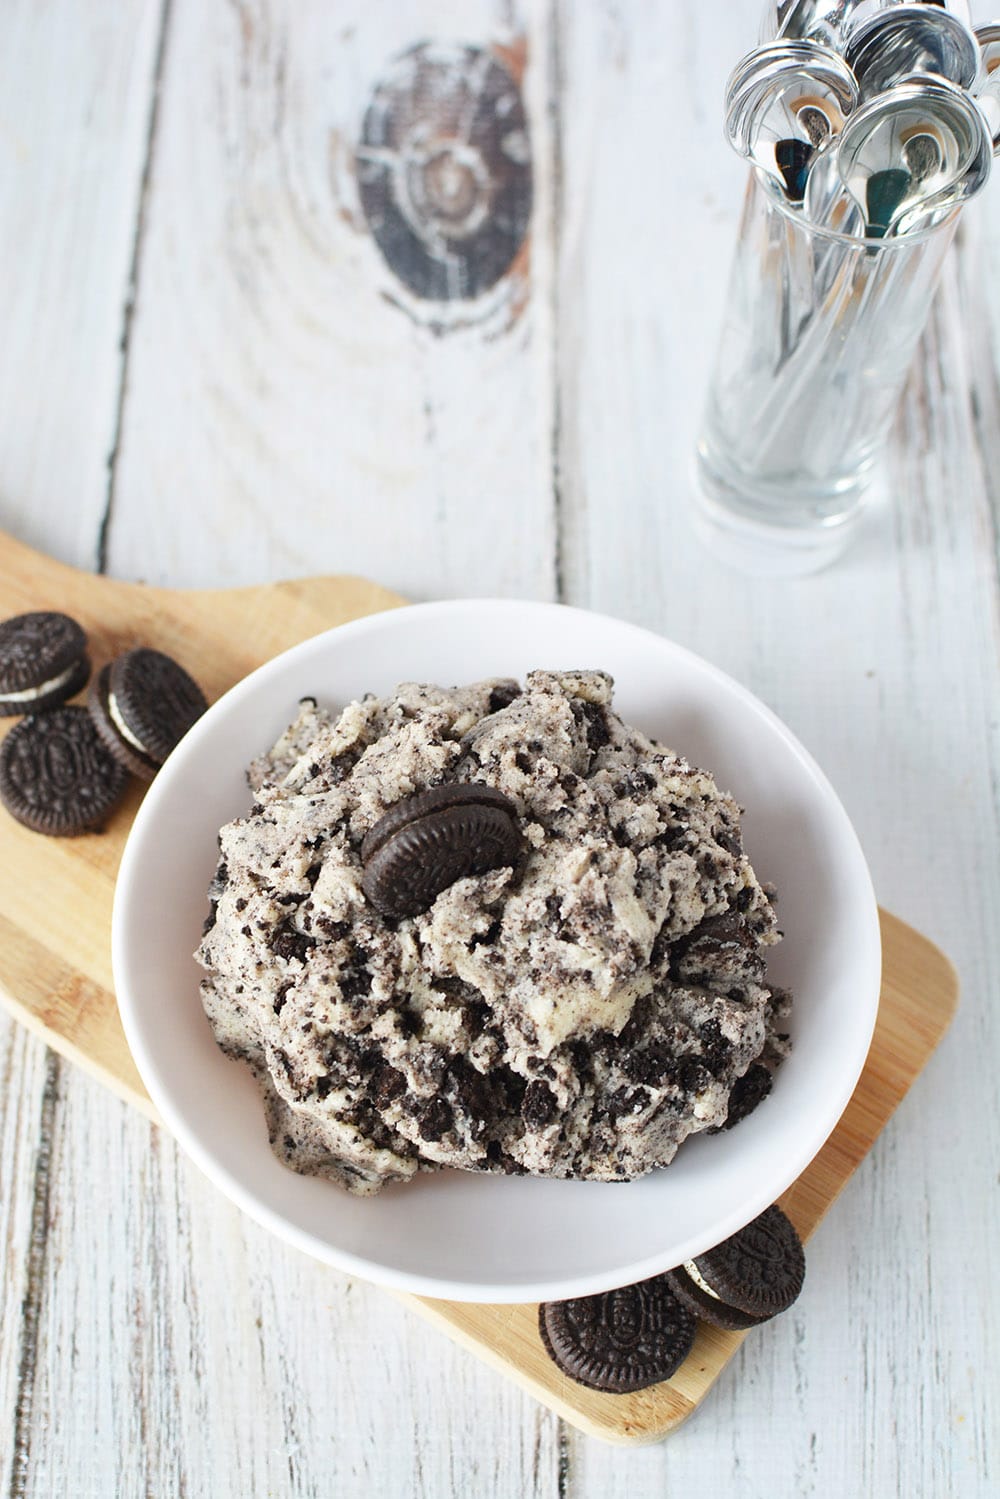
[113,600,881,1303]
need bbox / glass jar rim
[752,166,962,250]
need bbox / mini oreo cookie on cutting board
[89,647,208,781]
[666,1204,805,1331]
[0,611,90,715]
[538,1275,696,1393]
[0,706,128,835]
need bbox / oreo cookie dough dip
[197,670,790,1195]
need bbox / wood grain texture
[1,0,999,1491]
[0,6,565,1489]
[0,1031,52,1492]
[0,531,957,1443]
[0,0,164,569]
[18,1070,562,1497]
[103,0,556,599]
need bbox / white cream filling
[108,690,150,754]
[682,1260,722,1300]
[0,662,77,703]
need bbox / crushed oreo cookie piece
[709,1061,773,1133]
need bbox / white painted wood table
[1,1,998,1492]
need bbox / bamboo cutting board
[0,529,958,1445]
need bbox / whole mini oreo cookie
[361,783,521,919]
[0,611,90,716]
[666,1204,805,1331]
[89,648,208,781]
[0,705,128,835]
[538,1275,696,1393]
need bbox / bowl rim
[112,597,882,1302]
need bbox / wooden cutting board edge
[0,529,960,1445]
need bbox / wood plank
[0,4,165,1489]
[0,0,164,568]
[0,1028,52,1481]
[3,0,565,1490]
[18,1073,563,1495]
[104,0,556,599]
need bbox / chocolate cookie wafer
[538,1275,696,1393]
[0,706,128,835]
[89,647,207,781]
[0,611,90,715]
[361,783,522,918]
[666,1204,805,1330]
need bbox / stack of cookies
[538,1204,806,1393]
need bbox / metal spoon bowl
[844,4,981,99]
[763,0,883,50]
[977,21,1000,76]
[759,0,972,47]
[895,89,993,231]
[726,41,859,203]
[836,73,992,237]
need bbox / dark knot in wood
[356,41,532,302]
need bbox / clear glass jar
[695,169,960,573]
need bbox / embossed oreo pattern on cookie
[538,1276,696,1393]
[0,611,90,715]
[110,648,207,763]
[90,648,208,779]
[0,706,128,835]
[666,1204,805,1330]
